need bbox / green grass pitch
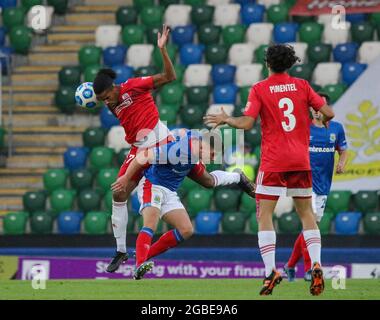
[0,279,379,300]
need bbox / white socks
[210,170,240,186]
[303,229,322,266]
[111,200,128,253]
[258,231,276,277]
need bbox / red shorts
[255,170,312,200]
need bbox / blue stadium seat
[342,62,367,86]
[211,64,236,85]
[63,147,88,171]
[241,4,265,25]
[100,106,120,130]
[0,27,6,47]
[213,84,239,104]
[335,212,362,235]
[273,23,298,43]
[113,64,134,84]
[172,25,196,47]
[0,0,17,9]
[195,211,222,235]
[131,191,140,213]
[333,43,358,64]
[0,46,13,75]
[235,0,256,5]
[58,211,84,234]
[103,45,127,67]
[180,44,204,66]
[346,13,366,23]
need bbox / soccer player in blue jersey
[284,93,348,281]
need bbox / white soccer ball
[75,82,98,109]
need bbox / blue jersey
[309,121,347,195]
[144,131,198,192]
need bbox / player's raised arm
[152,24,176,88]
[203,107,255,130]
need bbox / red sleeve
[306,81,325,111]
[243,85,262,119]
[128,76,155,93]
[188,161,206,178]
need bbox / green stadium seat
[180,104,205,128]
[351,22,375,43]
[160,83,184,105]
[84,211,109,234]
[249,214,258,234]
[293,15,315,23]
[191,5,214,26]
[173,64,185,84]
[9,26,32,54]
[0,127,5,148]
[152,44,177,69]
[278,212,302,234]
[22,0,42,11]
[186,188,213,218]
[214,188,241,212]
[239,86,250,105]
[370,12,380,25]
[96,168,119,193]
[299,22,324,45]
[70,169,94,191]
[47,0,69,15]
[55,85,76,114]
[198,24,221,45]
[245,124,261,148]
[84,65,101,83]
[59,66,81,87]
[23,191,46,213]
[222,212,246,234]
[78,189,102,213]
[2,7,25,30]
[240,192,256,219]
[50,189,75,214]
[140,6,164,28]
[146,26,161,45]
[322,84,347,103]
[133,0,154,12]
[307,43,332,64]
[363,212,380,234]
[255,44,268,64]
[310,83,322,92]
[134,65,157,78]
[205,44,228,65]
[117,148,130,167]
[326,190,352,215]
[78,45,102,70]
[121,25,145,46]
[116,6,138,26]
[159,0,179,6]
[289,63,313,81]
[43,168,68,193]
[30,211,53,234]
[89,147,115,171]
[262,65,269,78]
[184,0,205,5]
[3,212,28,235]
[82,127,106,149]
[186,86,209,104]
[222,25,246,47]
[104,189,113,213]
[179,177,198,198]
[267,3,289,24]
[319,211,333,235]
[353,191,378,213]
[158,104,177,125]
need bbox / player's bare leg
[256,198,283,295]
[293,197,324,295]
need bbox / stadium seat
[21,0,42,10]
[103,189,113,213]
[249,213,258,234]
[133,0,154,12]
[323,22,351,46]
[205,44,228,64]
[173,64,185,83]
[195,211,222,235]
[78,45,102,70]
[30,211,53,234]
[333,43,358,64]
[207,0,229,4]
[312,62,341,86]
[322,83,347,103]
[274,196,293,217]
[273,22,298,43]
[3,212,28,235]
[96,168,119,193]
[116,6,138,26]
[358,41,380,64]
[239,86,250,105]
[346,13,366,23]
[57,211,83,234]
[46,0,68,15]
[116,148,130,167]
[78,189,102,213]
[214,4,240,26]
[179,176,198,197]
[134,65,157,78]
[58,66,81,86]
[23,191,46,213]
[55,85,76,114]
[278,212,302,234]
[289,63,313,81]
[353,191,378,213]
[254,44,268,64]
[187,189,213,218]
[9,25,32,54]
[246,23,273,47]
[100,106,120,130]
[103,46,127,67]
[335,212,362,235]
[180,104,205,128]
[2,7,25,30]
[240,192,256,217]
[288,42,308,64]
[164,4,192,28]
[83,64,101,83]
[222,25,246,47]
[160,82,185,104]
[89,147,115,171]
[316,13,332,25]
[206,104,235,122]
[307,43,332,64]
[351,22,374,44]
[95,25,121,49]
[241,4,265,25]
[113,65,134,84]
[363,212,380,235]
[370,12,380,25]
[235,64,262,87]
[172,25,196,47]
[229,43,254,66]
[152,44,177,69]
[158,104,177,125]
[184,64,212,86]
[211,64,236,85]
[326,190,352,214]
[186,86,210,104]
[126,43,155,66]
[140,6,164,28]
[342,62,367,86]
[82,127,105,149]
[43,168,68,193]
[298,22,323,45]
[63,147,88,171]
[84,211,109,234]
[319,211,334,235]
[184,0,205,5]
[222,212,246,234]
[191,4,214,26]
[180,44,204,66]
[70,169,94,191]
[106,126,130,153]
[160,0,179,7]
[213,84,238,104]
[267,3,288,23]
[198,24,221,45]
[50,188,75,213]
[257,0,280,8]
[214,188,241,212]
[121,25,145,46]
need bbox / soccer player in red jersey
[93,25,255,272]
[204,44,335,296]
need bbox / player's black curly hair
[265,44,300,73]
[93,68,117,94]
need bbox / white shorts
[137,177,185,218]
[312,192,328,222]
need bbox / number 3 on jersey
[279,97,296,132]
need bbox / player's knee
[112,191,129,202]
[179,225,194,240]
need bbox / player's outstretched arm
[153,24,176,88]
[203,107,255,130]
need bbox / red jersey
[244,73,325,172]
[112,76,159,145]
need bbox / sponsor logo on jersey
[309,146,335,153]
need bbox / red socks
[288,232,313,272]
[147,229,184,260]
[135,227,153,266]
